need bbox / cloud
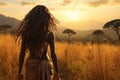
[111,0,120,4]
[0,2,8,7]
[86,0,109,7]
[59,0,120,8]
[21,1,36,6]
[84,0,120,7]
[60,0,109,7]
[60,0,72,6]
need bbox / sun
[64,10,81,21]
[51,10,83,21]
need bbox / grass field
[0,34,120,80]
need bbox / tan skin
[18,32,58,79]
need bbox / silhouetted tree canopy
[91,30,105,43]
[0,24,12,33]
[0,24,12,30]
[92,30,104,35]
[103,19,120,40]
[63,29,76,35]
[63,29,76,42]
[103,19,120,29]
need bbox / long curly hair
[16,5,58,52]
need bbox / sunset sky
[0,0,120,30]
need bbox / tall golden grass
[0,34,120,80]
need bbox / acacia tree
[92,30,104,52]
[92,30,104,43]
[63,29,76,42]
[0,24,12,34]
[103,19,120,40]
[92,30,104,80]
[92,30,104,51]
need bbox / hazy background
[0,0,120,40]
[0,0,120,30]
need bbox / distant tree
[92,30,104,43]
[0,24,12,34]
[92,30,104,80]
[92,30,104,57]
[103,19,120,40]
[63,29,76,42]
[93,30,104,35]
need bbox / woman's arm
[19,40,26,74]
[49,32,58,74]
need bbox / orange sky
[0,0,120,30]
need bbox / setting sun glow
[64,10,81,21]
[0,0,120,30]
